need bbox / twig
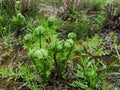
[17,82,27,90]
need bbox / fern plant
[24,17,59,83]
[24,17,76,87]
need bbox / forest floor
[0,1,120,90]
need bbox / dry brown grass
[3,0,35,13]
